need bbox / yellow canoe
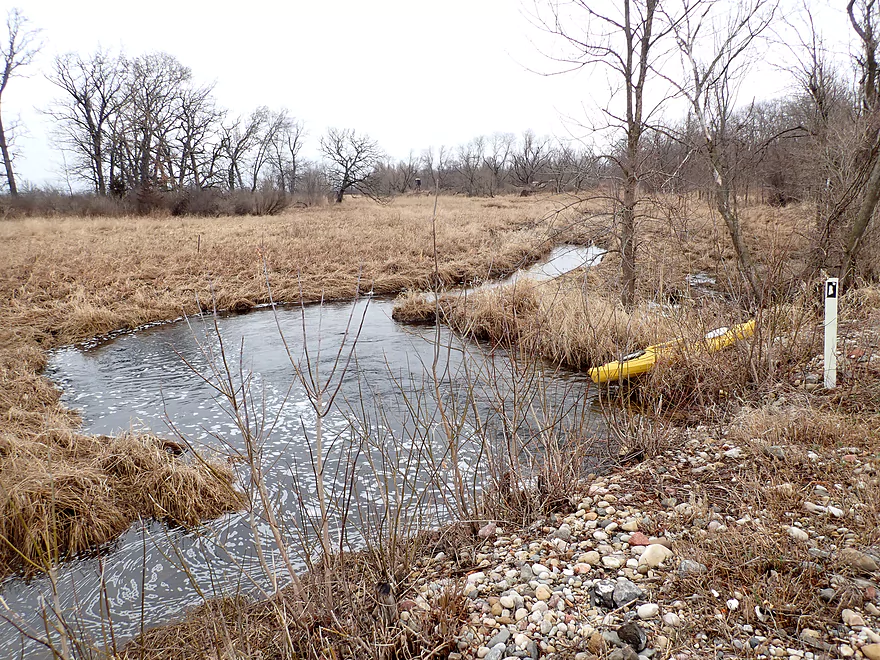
[589,319,756,384]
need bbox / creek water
[0,245,606,656]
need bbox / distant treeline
[6,47,849,209]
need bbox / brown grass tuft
[120,541,470,660]
[0,431,240,577]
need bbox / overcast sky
[6,0,853,188]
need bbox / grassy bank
[0,194,562,581]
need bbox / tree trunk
[335,187,344,203]
[0,111,17,195]
[715,182,761,301]
[841,152,880,287]
[620,175,637,309]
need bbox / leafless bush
[0,190,129,218]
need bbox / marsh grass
[0,432,241,579]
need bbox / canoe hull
[589,319,756,384]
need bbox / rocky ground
[399,420,880,660]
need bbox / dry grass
[0,194,567,579]
[0,432,241,577]
[577,194,811,300]
[619,405,880,654]
[120,540,471,660]
[436,275,706,370]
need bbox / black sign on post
[827,280,838,299]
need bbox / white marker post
[824,278,839,389]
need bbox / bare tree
[249,108,286,191]
[115,52,191,189]
[420,145,450,190]
[395,150,419,193]
[667,0,775,300]
[782,5,852,273]
[455,137,485,195]
[0,8,40,195]
[510,129,550,188]
[320,128,384,203]
[841,0,880,284]
[483,132,515,196]
[267,110,305,193]
[45,50,128,194]
[174,83,224,189]
[532,0,673,307]
[221,107,268,191]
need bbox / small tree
[668,0,775,300]
[320,127,383,203]
[0,8,40,195]
[532,0,671,307]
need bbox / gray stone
[527,640,539,660]
[486,628,511,649]
[602,630,624,648]
[520,565,534,581]
[485,643,506,660]
[764,445,786,460]
[613,578,644,608]
[678,560,708,577]
[618,622,648,652]
[819,588,837,602]
[553,524,572,541]
[609,647,640,660]
[591,579,617,608]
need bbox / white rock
[640,543,674,568]
[500,596,516,610]
[662,612,682,627]
[637,603,660,619]
[787,526,809,541]
[726,598,740,611]
[602,555,624,569]
[515,607,529,621]
[535,585,552,601]
[514,633,530,649]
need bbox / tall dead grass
[0,432,240,577]
[437,276,679,369]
